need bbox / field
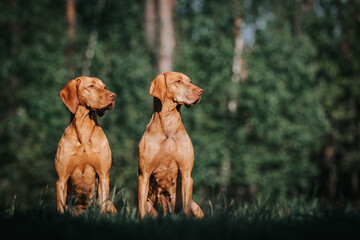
[2,193,360,240]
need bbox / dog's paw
[100,200,117,215]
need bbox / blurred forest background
[0,0,360,209]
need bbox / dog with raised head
[138,71,205,219]
[55,76,117,215]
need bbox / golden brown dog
[138,72,204,219]
[55,76,117,215]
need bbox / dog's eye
[88,85,94,88]
[176,80,182,83]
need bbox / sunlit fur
[55,76,116,215]
[138,72,204,219]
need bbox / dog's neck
[153,97,184,137]
[71,105,97,144]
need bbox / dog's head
[59,76,116,116]
[149,72,203,108]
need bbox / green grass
[1,193,360,239]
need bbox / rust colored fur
[138,72,204,219]
[55,76,117,215]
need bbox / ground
[1,197,360,240]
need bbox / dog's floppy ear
[59,78,79,114]
[149,73,167,103]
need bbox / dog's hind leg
[190,200,204,219]
[146,201,158,217]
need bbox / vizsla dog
[55,76,117,215]
[138,72,204,219]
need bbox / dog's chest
[159,133,192,160]
[145,134,191,181]
[60,126,110,160]
[87,129,109,153]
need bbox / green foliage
[0,0,68,205]
[301,0,360,196]
[175,1,329,200]
[234,23,329,198]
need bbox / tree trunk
[294,0,313,36]
[66,0,76,75]
[221,18,247,195]
[228,18,247,112]
[82,0,106,76]
[324,144,337,198]
[145,0,157,49]
[301,0,313,12]
[158,0,175,73]
[9,0,20,116]
[82,31,98,76]
[351,171,359,196]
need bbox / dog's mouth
[93,102,114,111]
[93,102,115,117]
[185,97,201,108]
[174,96,201,108]
[105,102,114,110]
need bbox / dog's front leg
[97,172,115,214]
[180,171,193,217]
[138,172,150,219]
[56,177,68,213]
